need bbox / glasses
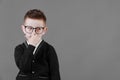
[24,25,45,34]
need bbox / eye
[36,27,41,30]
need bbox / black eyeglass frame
[24,25,45,34]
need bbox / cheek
[25,33,31,38]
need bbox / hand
[24,34,31,40]
[27,33,42,46]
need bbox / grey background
[0,0,120,80]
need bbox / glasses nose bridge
[32,28,36,33]
[33,27,38,30]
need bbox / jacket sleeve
[48,46,61,80]
[14,44,35,73]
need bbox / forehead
[24,18,46,27]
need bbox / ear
[42,27,48,35]
[21,25,26,34]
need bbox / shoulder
[14,42,26,50]
[43,40,55,50]
[43,40,57,57]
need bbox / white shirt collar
[27,39,42,47]
[27,39,43,55]
[35,39,42,48]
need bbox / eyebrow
[24,25,44,28]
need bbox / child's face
[21,18,47,40]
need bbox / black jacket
[14,40,61,80]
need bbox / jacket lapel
[23,40,45,57]
[33,40,44,57]
[24,41,28,48]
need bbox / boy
[14,9,61,80]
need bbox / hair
[24,9,46,22]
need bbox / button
[32,71,35,74]
[32,60,35,63]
